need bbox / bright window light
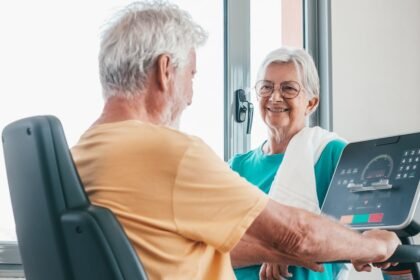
[0,0,222,241]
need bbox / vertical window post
[304,0,332,130]
[224,0,251,161]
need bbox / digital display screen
[365,169,386,179]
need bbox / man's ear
[156,54,173,92]
[305,96,319,116]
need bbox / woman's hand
[259,263,293,280]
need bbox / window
[0,0,223,241]
[174,0,224,156]
[249,0,303,149]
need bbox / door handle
[235,89,254,134]
[246,102,253,134]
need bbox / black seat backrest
[2,115,148,280]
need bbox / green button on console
[352,214,369,223]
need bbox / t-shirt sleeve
[315,139,347,205]
[173,137,269,253]
[328,139,347,170]
[228,154,241,172]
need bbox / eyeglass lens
[255,80,300,99]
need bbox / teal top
[229,139,347,280]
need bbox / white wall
[331,0,420,142]
[331,0,420,279]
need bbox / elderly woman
[230,48,348,280]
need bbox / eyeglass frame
[254,80,302,99]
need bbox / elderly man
[71,1,399,280]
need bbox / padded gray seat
[2,115,148,280]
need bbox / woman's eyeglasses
[255,80,301,99]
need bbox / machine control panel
[322,133,420,232]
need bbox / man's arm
[232,199,399,272]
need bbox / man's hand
[232,201,400,272]
[259,263,293,280]
[351,229,400,272]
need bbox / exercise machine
[322,132,420,279]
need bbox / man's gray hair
[256,48,320,97]
[99,1,208,99]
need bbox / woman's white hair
[99,1,208,99]
[256,47,320,97]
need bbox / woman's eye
[283,86,298,92]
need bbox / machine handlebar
[387,245,420,263]
[326,245,420,264]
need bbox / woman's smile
[266,107,290,113]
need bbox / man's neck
[93,95,174,128]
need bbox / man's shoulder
[148,124,204,150]
[100,120,199,143]
[76,120,202,156]
[142,122,198,144]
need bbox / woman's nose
[269,87,284,102]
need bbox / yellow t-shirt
[71,120,268,280]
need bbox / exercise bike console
[322,133,420,236]
[321,132,420,277]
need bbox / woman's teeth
[268,108,289,112]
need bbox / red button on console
[368,213,384,223]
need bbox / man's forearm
[231,200,329,268]
[231,233,318,269]
[234,199,395,268]
[230,234,272,268]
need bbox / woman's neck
[263,137,290,155]
[263,126,303,155]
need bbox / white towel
[268,126,344,214]
[268,126,350,279]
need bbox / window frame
[304,0,333,130]
[0,241,23,277]
[224,0,251,161]
[226,0,329,158]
